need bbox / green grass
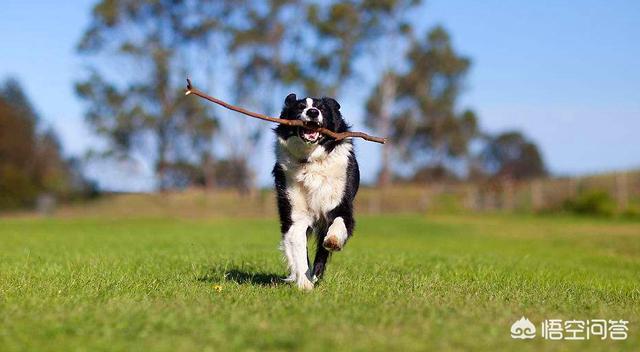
[1,214,639,351]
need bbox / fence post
[368,189,381,214]
[465,184,479,211]
[502,178,515,211]
[531,179,544,211]
[616,172,629,211]
[420,185,431,212]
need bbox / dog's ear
[285,93,297,107]
[322,97,341,111]
[322,97,344,133]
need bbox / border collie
[272,93,360,290]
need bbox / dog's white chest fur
[276,138,351,220]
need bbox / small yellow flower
[212,284,223,292]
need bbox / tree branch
[185,78,387,144]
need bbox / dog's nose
[306,108,319,119]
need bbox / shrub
[563,190,615,217]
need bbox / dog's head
[275,93,345,145]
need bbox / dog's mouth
[299,128,320,143]
[298,122,322,143]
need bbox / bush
[563,190,615,217]
[621,202,640,219]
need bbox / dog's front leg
[281,237,296,283]
[283,220,314,291]
[323,216,351,251]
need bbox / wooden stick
[185,79,387,144]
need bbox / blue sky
[1,1,639,190]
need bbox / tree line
[0,79,96,210]
[75,0,546,192]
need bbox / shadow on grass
[197,267,285,286]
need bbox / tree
[76,1,428,192]
[362,0,421,186]
[214,0,400,191]
[219,0,306,192]
[0,78,90,209]
[368,26,478,182]
[76,0,225,190]
[0,94,37,208]
[480,131,547,180]
[304,0,419,97]
[305,1,369,96]
[400,26,476,167]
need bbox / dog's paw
[323,235,343,251]
[324,217,347,251]
[282,273,296,283]
[296,277,314,291]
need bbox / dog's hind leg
[312,233,330,282]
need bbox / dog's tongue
[302,128,319,141]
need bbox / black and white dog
[272,93,360,290]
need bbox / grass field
[1,213,639,351]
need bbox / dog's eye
[298,103,306,109]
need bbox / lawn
[1,214,638,351]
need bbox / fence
[39,170,640,219]
[357,170,640,215]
